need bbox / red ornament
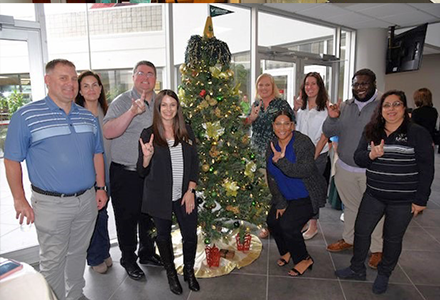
[205,244,220,267]
[199,90,207,97]
[236,233,252,252]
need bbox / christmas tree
[178,17,270,244]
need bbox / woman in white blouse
[294,72,330,240]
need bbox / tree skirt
[171,228,262,278]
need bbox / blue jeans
[350,192,413,277]
[87,205,111,266]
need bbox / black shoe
[372,274,389,294]
[121,261,145,280]
[335,267,366,281]
[166,270,183,295]
[139,253,163,266]
[183,266,200,291]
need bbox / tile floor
[80,155,440,300]
[1,153,440,300]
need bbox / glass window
[0,4,36,21]
[258,12,335,56]
[173,4,251,96]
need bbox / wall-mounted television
[386,23,428,74]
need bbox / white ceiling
[256,3,440,54]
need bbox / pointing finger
[270,142,277,153]
[149,134,154,145]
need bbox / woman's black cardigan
[137,124,199,220]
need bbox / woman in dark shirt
[137,90,200,295]
[335,90,434,294]
[266,110,327,276]
[412,88,438,142]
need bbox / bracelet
[188,188,196,194]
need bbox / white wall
[355,28,388,93]
[385,53,440,110]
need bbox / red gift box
[236,233,252,252]
[205,244,220,267]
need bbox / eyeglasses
[273,122,293,127]
[136,71,155,78]
[382,101,403,109]
[351,82,370,89]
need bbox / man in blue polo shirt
[4,59,108,300]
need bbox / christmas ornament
[204,238,211,245]
[197,197,203,204]
[244,161,257,179]
[209,146,220,158]
[202,164,210,172]
[200,100,209,109]
[178,88,185,101]
[216,96,224,102]
[199,89,207,97]
[234,221,240,228]
[179,63,187,74]
[219,72,228,80]
[209,65,222,79]
[215,107,222,118]
[203,121,225,140]
[223,179,239,197]
[211,191,217,197]
[226,205,240,214]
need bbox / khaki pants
[31,188,97,300]
[334,163,383,253]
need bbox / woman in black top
[137,90,199,295]
[412,87,438,142]
[335,90,434,294]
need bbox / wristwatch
[189,188,196,194]
[95,186,106,191]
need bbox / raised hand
[140,134,155,159]
[248,100,262,123]
[130,90,147,116]
[294,90,303,112]
[326,98,342,118]
[271,142,285,163]
[369,139,385,160]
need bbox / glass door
[0,18,45,260]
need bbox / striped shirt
[4,96,103,194]
[354,122,434,206]
[168,140,184,201]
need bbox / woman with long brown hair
[76,70,112,274]
[137,89,200,295]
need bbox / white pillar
[355,28,388,92]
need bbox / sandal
[288,256,314,276]
[277,257,290,267]
[258,228,269,239]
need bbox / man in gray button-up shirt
[103,61,162,280]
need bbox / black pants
[153,200,198,265]
[267,197,313,264]
[110,162,156,264]
[351,193,413,277]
